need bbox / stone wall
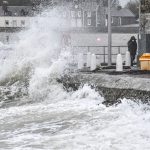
[58,73,150,106]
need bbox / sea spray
[0,7,73,107]
[0,6,149,150]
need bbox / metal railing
[72,45,128,64]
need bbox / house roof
[0,6,32,16]
[105,8,135,17]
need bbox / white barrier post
[78,53,84,70]
[91,54,96,71]
[116,54,123,72]
[125,51,131,66]
[87,52,91,68]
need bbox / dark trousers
[131,55,135,66]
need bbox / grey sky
[120,0,130,6]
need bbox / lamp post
[108,0,112,66]
[139,0,141,39]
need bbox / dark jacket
[128,38,137,56]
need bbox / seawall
[58,72,150,106]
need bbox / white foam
[0,6,149,150]
[0,88,150,150]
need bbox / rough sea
[0,8,150,150]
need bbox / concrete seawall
[58,72,150,106]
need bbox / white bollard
[116,54,123,72]
[78,53,84,70]
[91,54,96,71]
[87,52,91,68]
[125,51,131,66]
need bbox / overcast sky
[120,0,130,6]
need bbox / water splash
[0,6,150,150]
[0,8,73,106]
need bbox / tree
[125,0,139,18]
[141,0,150,13]
[103,0,120,7]
[111,0,120,7]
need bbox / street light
[108,0,112,66]
[139,0,141,39]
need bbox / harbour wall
[58,72,150,106]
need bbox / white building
[0,16,31,28]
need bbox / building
[59,0,105,28]
[0,0,137,29]
[0,6,32,28]
[138,0,150,56]
[57,0,137,28]
[105,7,137,26]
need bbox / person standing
[128,36,137,66]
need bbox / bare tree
[125,0,139,18]
[103,0,120,7]
[111,0,120,7]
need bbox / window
[111,17,113,24]
[119,17,122,26]
[63,12,66,18]
[71,19,76,27]
[5,20,9,26]
[77,19,82,27]
[21,20,25,26]
[6,36,9,43]
[87,11,91,18]
[105,18,108,26]
[78,11,81,18]
[71,11,75,18]
[87,19,91,26]
[12,20,17,27]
